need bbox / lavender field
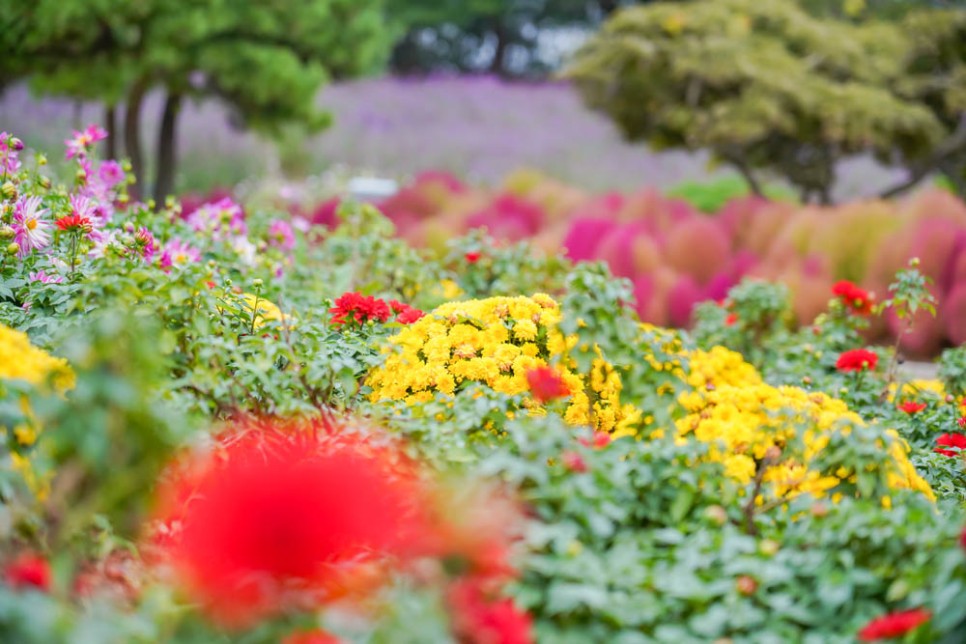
[0,75,899,197]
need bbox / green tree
[566,0,949,203]
[0,0,390,201]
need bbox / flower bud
[252,278,263,289]
[1,181,17,200]
[704,505,728,526]
[10,137,24,151]
[6,242,20,256]
[758,539,780,557]
[0,225,14,240]
[37,154,47,167]
[811,502,829,518]
[736,575,757,596]
[39,176,51,189]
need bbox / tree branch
[880,113,966,199]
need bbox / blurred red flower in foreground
[835,349,878,372]
[857,608,930,641]
[935,433,966,457]
[465,251,482,264]
[897,401,927,414]
[152,423,426,626]
[329,292,392,326]
[526,366,569,403]
[448,576,534,644]
[282,629,344,644]
[4,553,51,592]
[578,431,611,449]
[724,312,739,327]
[832,280,874,315]
[561,451,588,473]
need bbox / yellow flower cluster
[367,294,637,434]
[0,324,74,391]
[1,324,75,499]
[677,347,933,501]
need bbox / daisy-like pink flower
[187,197,247,239]
[65,124,108,160]
[28,270,63,285]
[160,238,201,269]
[12,196,51,255]
[267,219,295,252]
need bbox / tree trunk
[154,92,183,204]
[104,104,118,160]
[124,79,148,201]
[489,20,508,76]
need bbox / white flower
[13,196,50,255]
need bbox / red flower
[897,401,927,414]
[448,577,534,644]
[958,417,966,429]
[4,553,51,592]
[832,280,874,315]
[153,423,427,626]
[55,214,92,233]
[389,300,426,324]
[561,451,588,473]
[578,432,612,449]
[526,366,569,403]
[724,312,739,327]
[857,608,931,641]
[465,251,482,263]
[282,629,344,644]
[935,433,966,457]
[835,349,878,372]
[329,292,392,326]
[960,526,966,551]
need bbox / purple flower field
[0,75,899,197]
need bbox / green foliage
[666,175,795,213]
[939,346,966,399]
[567,0,957,202]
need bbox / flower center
[26,220,37,231]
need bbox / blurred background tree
[566,0,963,203]
[0,0,390,202]
[386,0,649,78]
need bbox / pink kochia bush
[301,170,966,354]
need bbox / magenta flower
[97,161,125,189]
[134,227,156,262]
[267,219,296,252]
[0,132,23,175]
[65,124,108,160]
[160,238,201,269]
[12,196,51,255]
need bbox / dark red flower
[832,280,874,315]
[898,401,927,414]
[578,432,612,449]
[4,553,51,592]
[153,423,427,626]
[329,292,392,326]
[835,349,878,372]
[561,451,588,473]
[857,608,930,641]
[282,629,344,644]
[724,312,739,327]
[526,366,569,403]
[935,433,966,457]
[465,251,482,264]
[55,214,92,233]
[448,577,534,644]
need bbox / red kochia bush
[152,423,428,626]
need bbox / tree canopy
[566,0,963,202]
[0,0,391,201]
